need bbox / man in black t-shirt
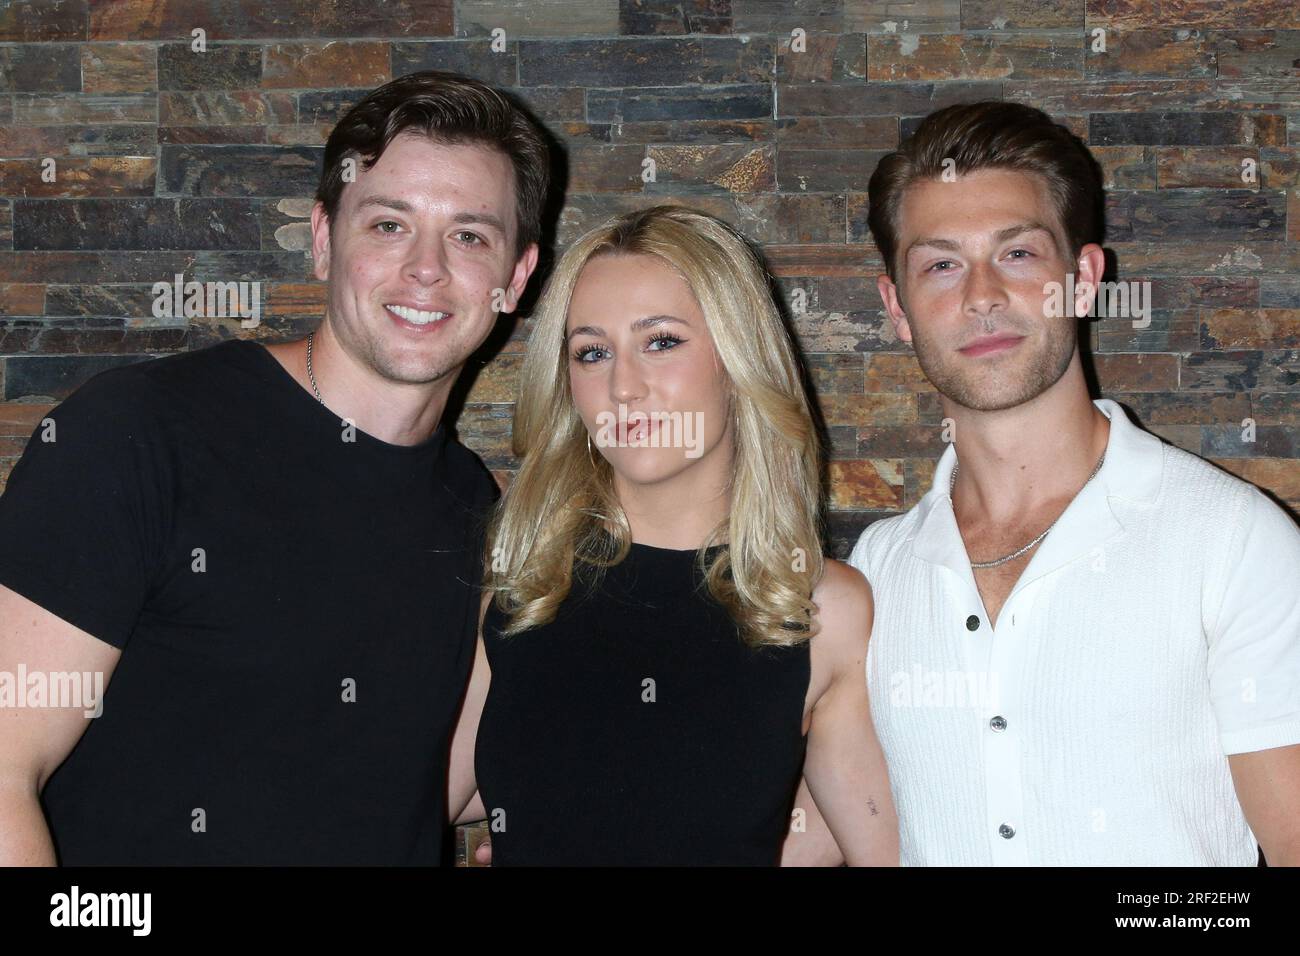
[0,71,547,865]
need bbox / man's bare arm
[0,584,120,865]
[1230,743,1300,866]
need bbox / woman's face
[565,253,733,490]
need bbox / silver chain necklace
[305,330,324,404]
[949,450,1106,569]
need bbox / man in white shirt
[787,100,1300,866]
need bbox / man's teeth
[387,304,448,325]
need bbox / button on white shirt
[849,399,1300,865]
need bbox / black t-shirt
[0,339,497,864]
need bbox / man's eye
[457,231,483,245]
[1008,249,1033,259]
[927,260,954,272]
[376,221,401,234]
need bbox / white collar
[909,399,1166,589]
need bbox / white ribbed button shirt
[849,399,1300,865]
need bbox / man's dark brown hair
[867,100,1104,281]
[315,70,550,258]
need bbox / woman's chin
[607,451,695,487]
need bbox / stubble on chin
[911,324,1077,413]
[334,316,466,387]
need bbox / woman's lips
[616,415,660,443]
[959,335,1023,357]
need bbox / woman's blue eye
[573,345,606,363]
[647,333,684,350]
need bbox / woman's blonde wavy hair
[485,204,826,648]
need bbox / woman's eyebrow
[566,314,688,341]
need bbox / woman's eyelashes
[571,332,686,364]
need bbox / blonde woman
[447,205,897,865]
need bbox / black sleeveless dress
[475,542,811,866]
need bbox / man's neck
[266,328,451,447]
[945,366,1110,525]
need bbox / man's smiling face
[310,131,535,387]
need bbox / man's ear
[499,242,540,314]
[1072,242,1106,318]
[878,273,913,345]
[310,201,332,282]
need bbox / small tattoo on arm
[867,797,879,816]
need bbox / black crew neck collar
[238,339,449,457]
[628,540,727,556]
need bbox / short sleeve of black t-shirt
[0,364,174,648]
[0,340,498,865]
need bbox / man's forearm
[0,785,57,865]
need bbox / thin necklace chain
[305,331,324,404]
[950,450,1106,569]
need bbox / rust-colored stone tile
[819,392,917,427]
[867,33,1083,82]
[267,282,326,315]
[0,401,56,435]
[262,42,390,90]
[0,283,43,314]
[465,354,522,404]
[1085,29,1214,79]
[764,244,879,278]
[1200,309,1300,349]
[904,456,939,509]
[829,458,904,510]
[863,352,936,392]
[646,144,775,194]
[82,43,156,93]
[0,156,156,197]
[1093,352,1179,391]
[160,91,296,125]
[457,403,516,469]
[1209,458,1300,512]
[777,33,866,83]
[1086,0,1299,29]
[1156,147,1261,188]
